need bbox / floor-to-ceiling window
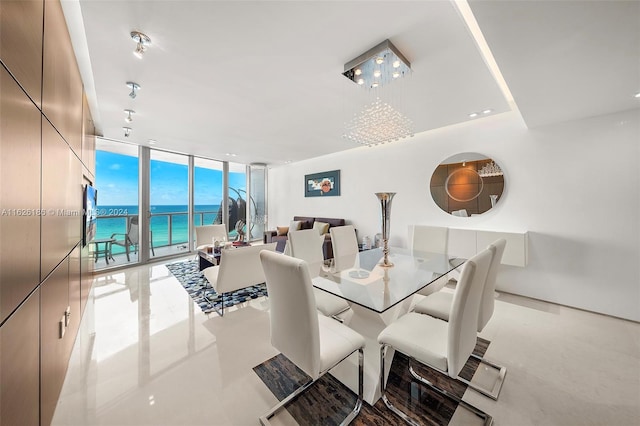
[149,150,189,258]
[249,163,267,242]
[93,140,260,269]
[228,162,247,241]
[193,158,224,245]
[94,140,139,269]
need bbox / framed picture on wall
[304,170,340,197]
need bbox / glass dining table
[311,247,465,405]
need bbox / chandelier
[342,39,414,146]
[478,161,503,177]
[344,98,414,146]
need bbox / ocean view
[96,205,222,254]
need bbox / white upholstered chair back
[212,242,277,294]
[447,248,492,377]
[478,238,506,332]
[195,224,228,249]
[329,225,359,272]
[411,225,448,255]
[260,250,321,379]
[288,229,324,278]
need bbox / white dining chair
[413,238,508,399]
[411,225,450,296]
[259,250,364,426]
[202,242,277,316]
[288,229,351,320]
[377,248,494,426]
[329,225,359,272]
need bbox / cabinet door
[0,289,40,426]
[0,0,44,106]
[476,230,528,267]
[0,65,41,323]
[40,259,70,426]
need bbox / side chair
[413,238,508,400]
[258,250,364,426]
[377,249,494,426]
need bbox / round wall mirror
[430,153,504,217]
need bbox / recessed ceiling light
[392,60,400,68]
[225,153,237,157]
[392,71,400,79]
[148,139,157,145]
[357,78,364,85]
[354,69,362,76]
[469,112,479,118]
[371,82,379,88]
[482,109,492,114]
[635,92,640,98]
[375,57,384,65]
[373,70,381,78]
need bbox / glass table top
[312,247,465,313]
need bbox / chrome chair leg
[408,360,493,426]
[260,347,364,426]
[379,344,493,426]
[456,353,507,400]
[379,345,421,426]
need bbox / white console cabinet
[449,228,528,267]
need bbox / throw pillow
[289,220,302,232]
[276,226,289,236]
[313,221,330,235]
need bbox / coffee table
[197,247,220,271]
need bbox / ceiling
[64,0,639,166]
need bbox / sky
[96,150,246,206]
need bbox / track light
[124,109,135,123]
[123,127,132,137]
[131,31,151,59]
[126,82,140,99]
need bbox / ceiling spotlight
[126,82,140,99]
[371,82,379,88]
[123,127,132,137]
[482,109,493,114]
[373,70,381,78]
[635,92,640,98]
[354,69,362,76]
[375,56,384,65]
[469,112,479,118]
[124,109,135,122]
[357,78,364,85]
[131,31,151,59]
[392,71,400,79]
[392,60,400,68]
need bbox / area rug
[166,259,268,315]
[253,337,490,425]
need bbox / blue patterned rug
[166,259,268,315]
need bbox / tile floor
[52,258,640,426]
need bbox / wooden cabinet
[0,289,40,426]
[42,0,83,155]
[0,0,44,106]
[0,65,41,323]
[40,259,71,426]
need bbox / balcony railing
[95,210,229,255]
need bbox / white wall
[268,109,640,321]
